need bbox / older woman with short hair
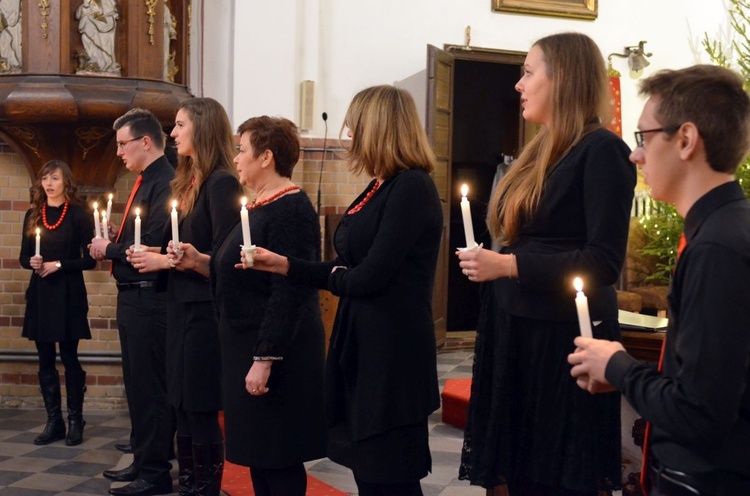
[178,115,326,496]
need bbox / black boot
[177,435,195,495]
[192,441,224,496]
[35,370,66,445]
[64,370,87,446]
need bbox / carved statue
[76,0,121,75]
[163,0,178,81]
[0,0,21,73]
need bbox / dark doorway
[447,56,524,332]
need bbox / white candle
[573,277,593,339]
[106,193,113,222]
[171,200,180,249]
[460,184,476,248]
[93,202,102,238]
[35,228,41,257]
[134,208,141,251]
[101,212,108,239]
[240,197,252,247]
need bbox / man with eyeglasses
[569,65,750,496]
[90,108,175,496]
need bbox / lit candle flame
[36,227,40,235]
[241,196,248,207]
[574,277,583,292]
[108,193,113,200]
[172,200,178,209]
[135,208,140,216]
[93,202,98,209]
[461,184,469,197]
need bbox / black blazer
[160,169,243,302]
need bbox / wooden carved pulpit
[0,0,193,196]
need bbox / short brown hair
[113,108,165,150]
[236,116,300,178]
[640,65,750,173]
[342,85,435,179]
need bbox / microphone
[317,112,329,216]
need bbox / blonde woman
[252,86,442,496]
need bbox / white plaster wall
[204,0,731,147]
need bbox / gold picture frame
[492,0,598,20]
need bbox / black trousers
[117,286,172,483]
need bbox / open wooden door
[426,45,454,349]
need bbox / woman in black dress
[251,86,443,496]
[20,160,96,447]
[178,116,326,495]
[456,33,636,495]
[129,98,242,495]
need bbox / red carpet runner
[219,412,348,496]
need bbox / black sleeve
[607,244,750,446]
[287,257,338,289]
[516,136,636,290]
[254,206,321,358]
[60,206,96,272]
[207,173,243,254]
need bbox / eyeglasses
[633,127,678,148]
[116,136,145,149]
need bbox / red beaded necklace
[249,184,301,209]
[347,180,381,215]
[41,201,69,230]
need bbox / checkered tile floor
[0,350,484,496]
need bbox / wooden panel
[426,45,454,349]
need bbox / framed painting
[492,0,598,20]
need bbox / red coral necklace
[250,185,301,209]
[42,201,69,230]
[347,180,381,215]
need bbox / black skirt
[459,284,621,492]
[328,419,431,484]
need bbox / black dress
[20,203,96,342]
[459,128,637,492]
[162,169,243,412]
[213,191,326,468]
[287,168,443,483]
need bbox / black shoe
[115,442,134,453]
[108,478,172,496]
[104,463,139,482]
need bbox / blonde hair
[171,98,237,215]
[489,32,611,244]
[342,85,435,179]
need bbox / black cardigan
[495,128,636,322]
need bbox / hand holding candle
[573,277,593,339]
[93,202,102,238]
[134,208,142,252]
[460,184,477,249]
[35,228,41,257]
